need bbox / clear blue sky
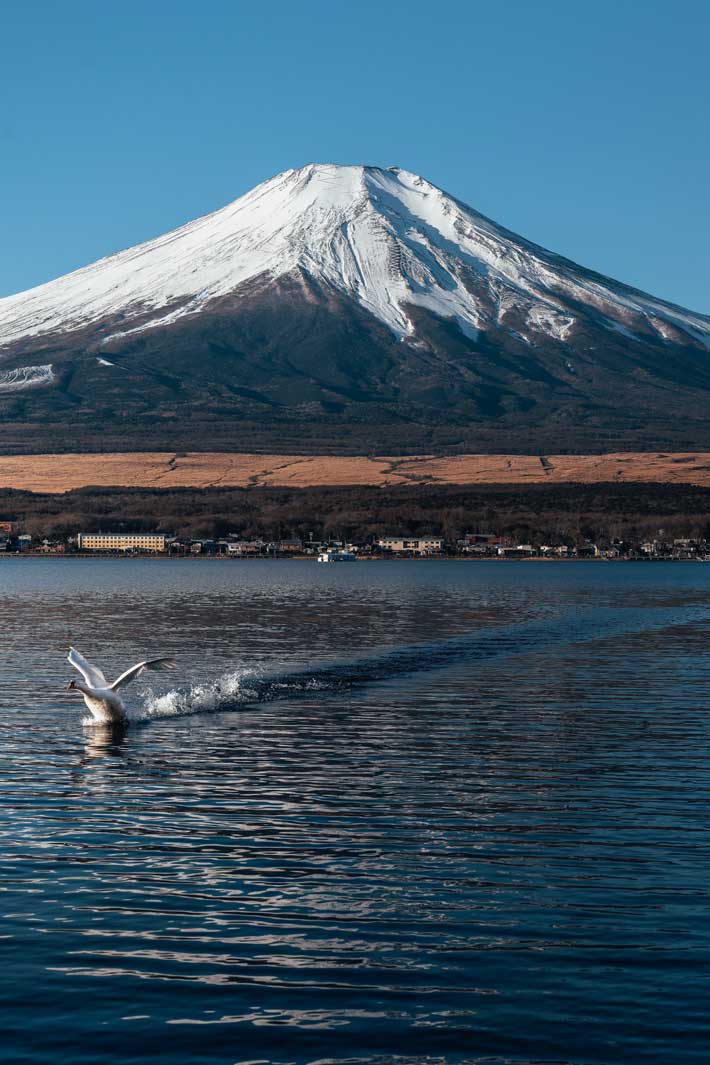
[1,0,708,311]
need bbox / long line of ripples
[1,560,710,1063]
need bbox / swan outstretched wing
[68,647,107,687]
[110,657,177,691]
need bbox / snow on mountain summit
[0,162,708,352]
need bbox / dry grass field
[2,451,710,494]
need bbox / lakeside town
[2,523,710,561]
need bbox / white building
[378,536,444,555]
[77,532,167,552]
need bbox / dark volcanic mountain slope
[0,164,708,454]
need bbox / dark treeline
[4,481,710,545]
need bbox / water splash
[136,663,356,722]
[135,669,261,721]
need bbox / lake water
[1,559,709,1065]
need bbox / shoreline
[0,554,706,563]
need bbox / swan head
[67,680,77,691]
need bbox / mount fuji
[0,163,708,455]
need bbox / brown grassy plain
[2,451,710,494]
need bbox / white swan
[67,646,177,724]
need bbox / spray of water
[134,669,262,721]
[135,661,354,722]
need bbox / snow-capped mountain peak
[1,162,708,353]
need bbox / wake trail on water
[135,666,344,722]
[132,600,710,723]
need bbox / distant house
[167,539,192,555]
[461,542,490,555]
[39,539,65,554]
[226,540,264,557]
[497,544,535,557]
[301,540,325,555]
[673,539,697,559]
[77,532,167,552]
[460,534,508,555]
[378,535,444,555]
[277,539,303,553]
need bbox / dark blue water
[1,559,710,1064]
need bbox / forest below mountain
[4,481,710,545]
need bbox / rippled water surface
[2,559,710,1064]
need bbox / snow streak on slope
[0,163,708,351]
[0,364,54,392]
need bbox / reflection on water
[79,724,129,762]
[2,559,710,1064]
